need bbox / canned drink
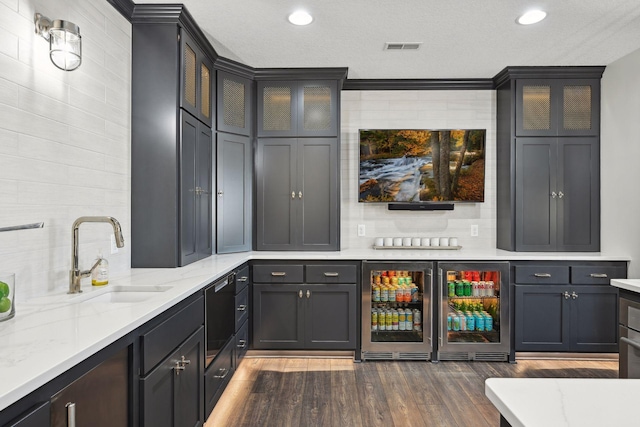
[487,281,495,297]
[413,309,422,331]
[405,310,413,330]
[447,313,452,331]
[452,314,460,331]
[455,281,464,297]
[411,285,419,302]
[386,309,393,330]
[371,308,378,332]
[459,312,466,331]
[464,281,472,297]
[392,309,399,331]
[472,281,479,297]
[448,282,455,298]
[381,287,389,302]
[398,309,406,331]
[379,309,386,331]
[466,313,475,331]
[485,314,493,331]
[475,313,485,331]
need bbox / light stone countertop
[0,248,630,412]
[610,279,640,293]
[485,377,640,426]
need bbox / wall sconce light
[34,13,82,71]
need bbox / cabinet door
[304,284,357,349]
[252,283,304,349]
[180,112,212,266]
[516,79,557,137]
[570,286,618,352]
[257,81,297,137]
[515,138,557,251]
[51,347,129,427]
[141,327,204,427]
[514,285,570,351]
[256,139,297,250]
[557,80,600,136]
[556,138,599,251]
[298,138,339,250]
[217,71,251,135]
[297,80,338,137]
[180,30,213,127]
[216,133,252,253]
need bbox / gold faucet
[69,216,125,294]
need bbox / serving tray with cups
[372,237,461,250]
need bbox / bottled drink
[381,286,389,302]
[389,286,396,302]
[372,283,381,302]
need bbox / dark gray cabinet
[256,138,339,251]
[252,262,358,350]
[141,327,205,427]
[216,71,251,136]
[495,67,605,252]
[216,132,252,253]
[131,6,217,267]
[181,30,213,127]
[5,402,50,427]
[515,78,600,137]
[513,262,626,353]
[257,80,338,137]
[515,137,599,251]
[181,112,213,265]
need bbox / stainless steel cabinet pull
[306,290,311,298]
[213,368,229,379]
[271,272,286,277]
[237,304,247,311]
[534,273,552,278]
[174,361,185,374]
[237,340,247,349]
[218,190,223,197]
[238,276,248,282]
[292,191,295,199]
[590,273,608,278]
[66,402,76,427]
[558,191,564,199]
[324,272,339,277]
[564,291,570,299]
[621,336,640,351]
[299,290,303,298]
[571,291,578,299]
[551,192,557,199]
[298,191,303,199]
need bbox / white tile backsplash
[340,89,497,251]
[0,0,131,301]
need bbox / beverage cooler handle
[438,268,444,348]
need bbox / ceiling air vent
[384,42,422,51]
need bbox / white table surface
[485,378,640,427]
[0,248,629,412]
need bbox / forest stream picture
[359,129,486,203]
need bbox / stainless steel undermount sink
[77,285,172,304]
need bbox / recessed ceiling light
[517,10,547,25]
[288,10,313,26]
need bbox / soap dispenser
[91,251,109,286]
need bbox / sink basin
[79,285,172,304]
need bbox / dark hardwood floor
[205,357,618,427]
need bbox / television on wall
[359,129,486,203]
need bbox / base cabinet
[513,262,626,353]
[252,262,358,350]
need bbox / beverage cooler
[437,262,511,361]
[361,262,433,360]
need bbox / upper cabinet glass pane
[223,78,246,129]
[303,86,332,131]
[183,44,197,108]
[563,85,592,131]
[522,85,551,131]
[200,63,211,119]
[263,86,292,131]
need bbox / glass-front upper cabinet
[181,29,213,127]
[515,79,600,137]
[216,71,252,136]
[257,80,338,137]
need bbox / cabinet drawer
[205,337,234,416]
[235,265,250,293]
[235,319,249,365]
[253,264,304,283]
[235,286,249,330]
[141,296,204,375]
[514,266,569,284]
[571,265,627,285]
[306,265,357,283]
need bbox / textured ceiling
[134,0,640,79]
